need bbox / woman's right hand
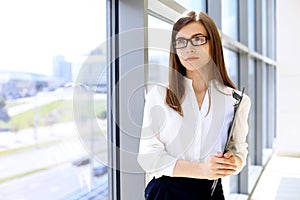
[201,152,238,180]
[173,152,238,179]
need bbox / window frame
[107,0,147,199]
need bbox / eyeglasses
[173,35,210,49]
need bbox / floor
[249,154,300,200]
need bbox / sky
[0,0,106,75]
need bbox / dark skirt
[145,176,224,200]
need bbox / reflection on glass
[248,59,256,165]
[222,0,238,40]
[0,1,108,199]
[174,0,206,12]
[248,0,256,50]
[223,48,239,87]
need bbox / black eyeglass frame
[173,35,210,49]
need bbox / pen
[210,178,219,196]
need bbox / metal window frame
[254,0,265,168]
[107,0,120,199]
[148,0,181,23]
[107,0,147,199]
[236,0,250,195]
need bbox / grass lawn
[0,100,106,131]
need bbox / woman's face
[175,21,211,72]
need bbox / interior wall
[276,0,300,155]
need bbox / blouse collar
[183,76,193,86]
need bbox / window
[267,0,276,59]
[223,48,239,86]
[248,0,256,50]
[148,15,173,89]
[174,0,206,12]
[267,66,276,145]
[222,0,238,40]
[265,65,276,159]
[262,64,268,151]
[262,0,268,56]
[248,59,256,165]
[0,1,108,199]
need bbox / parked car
[93,165,108,177]
[71,156,90,166]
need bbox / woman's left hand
[214,151,242,176]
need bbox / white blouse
[137,77,251,182]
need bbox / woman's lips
[185,57,199,61]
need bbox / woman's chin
[185,64,207,72]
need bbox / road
[0,122,109,200]
[0,89,109,200]
[0,137,85,180]
[0,163,108,200]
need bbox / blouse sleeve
[137,87,177,178]
[227,94,251,174]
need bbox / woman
[138,11,251,199]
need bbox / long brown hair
[166,11,236,116]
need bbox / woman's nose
[185,43,196,53]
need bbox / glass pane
[270,2,276,60]
[174,0,206,12]
[269,66,276,139]
[222,0,238,40]
[262,0,268,55]
[148,15,173,91]
[223,48,239,87]
[248,59,256,165]
[0,1,108,199]
[248,0,256,50]
[262,64,268,149]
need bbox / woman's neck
[186,70,208,94]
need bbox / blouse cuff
[158,159,177,177]
[233,153,246,175]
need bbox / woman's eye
[194,36,203,42]
[177,39,185,44]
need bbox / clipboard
[211,87,245,196]
[223,87,245,153]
